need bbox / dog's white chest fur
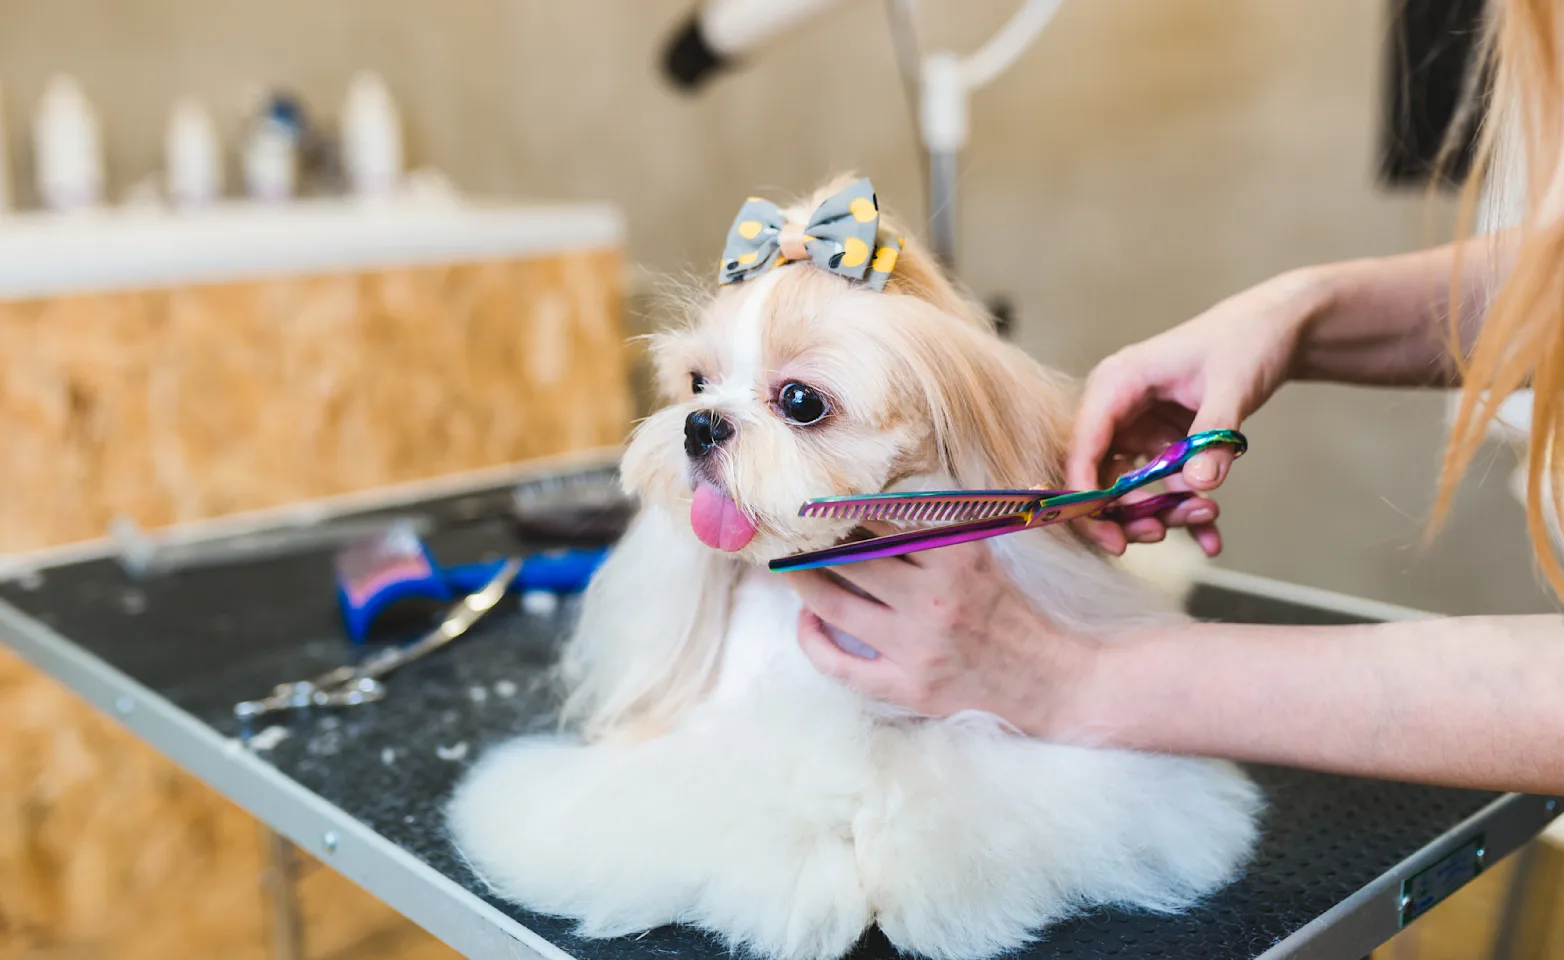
[708,569,810,703]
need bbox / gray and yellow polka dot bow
[718,177,902,291]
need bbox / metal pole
[928,149,958,270]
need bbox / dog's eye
[691,373,707,394]
[777,382,828,424]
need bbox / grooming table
[1,455,1557,960]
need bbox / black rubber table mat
[1,499,1501,960]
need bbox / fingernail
[1188,507,1215,524]
[1186,453,1217,485]
[823,622,879,660]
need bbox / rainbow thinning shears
[769,429,1247,572]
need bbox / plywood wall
[0,249,629,959]
[0,250,629,548]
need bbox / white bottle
[243,114,296,203]
[340,71,403,198]
[165,98,222,208]
[34,75,105,211]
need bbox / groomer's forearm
[1053,615,1564,793]
[1289,234,1513,387]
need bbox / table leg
[1490,840,1544,960]
[262,827,305,960]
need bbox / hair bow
[719,177,902,290]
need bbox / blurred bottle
[242,97,298,202]
[341,71,402,199]
[34,75,105,211]
[165,98,222,209]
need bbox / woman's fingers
[1188,522,1223,557]
[1067,361,1151,493]
[812,556,915,605]
[1184,393,1245,491]
[1121,517,1167,543]
[1111,414,1192,477]
[785,569,885,639]
[1160,495,1219,528]
[1182,448,1234,491]
[804,523,930,594]
[1069,382,1200,554]
[1080,517,1129,555]
[1145,477,1224,551]
[798,611,883,679]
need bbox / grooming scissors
[233,556,522,719]
[769,429,1247,572]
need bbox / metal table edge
[1192,566,1436,623]
[0,597,578,960]
[1255,791,1559,959]
[0,445,624,580]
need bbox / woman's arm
[787,539,1564,795]
[1049,614,1564,793]
[1290,232,1514,387]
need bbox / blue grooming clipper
[333,523,606,644]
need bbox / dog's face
[624,266,936,562]
[623,245,1077,564]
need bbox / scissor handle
[1095,490,1197,525]
[1106,429,1247,494]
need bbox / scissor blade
[769,513,1033,572]
[799,490,1052,523]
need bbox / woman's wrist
[1010,618,1139,743]
[1023,621,1230,751]
[1287,247,1468,387]
[1272,262,1351,381]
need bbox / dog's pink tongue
[690,483,758,552]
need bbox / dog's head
[624,177,1078,563]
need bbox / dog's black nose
[684,409,734,458]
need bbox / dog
[449,177,1262,960]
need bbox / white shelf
[0,197,626,300]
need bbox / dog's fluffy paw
[691,828,869,960]
[449,691,877,960]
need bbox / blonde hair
[1438,0,1564,597]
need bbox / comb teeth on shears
[800,493,1042,523]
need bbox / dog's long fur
[449,179,1262,960]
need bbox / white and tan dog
[449,178,1262,960]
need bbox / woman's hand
[785,530,1098,733]
[1069,268,1331,556]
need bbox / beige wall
[0,0,1552,615]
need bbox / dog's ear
[889,306,1077,490]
